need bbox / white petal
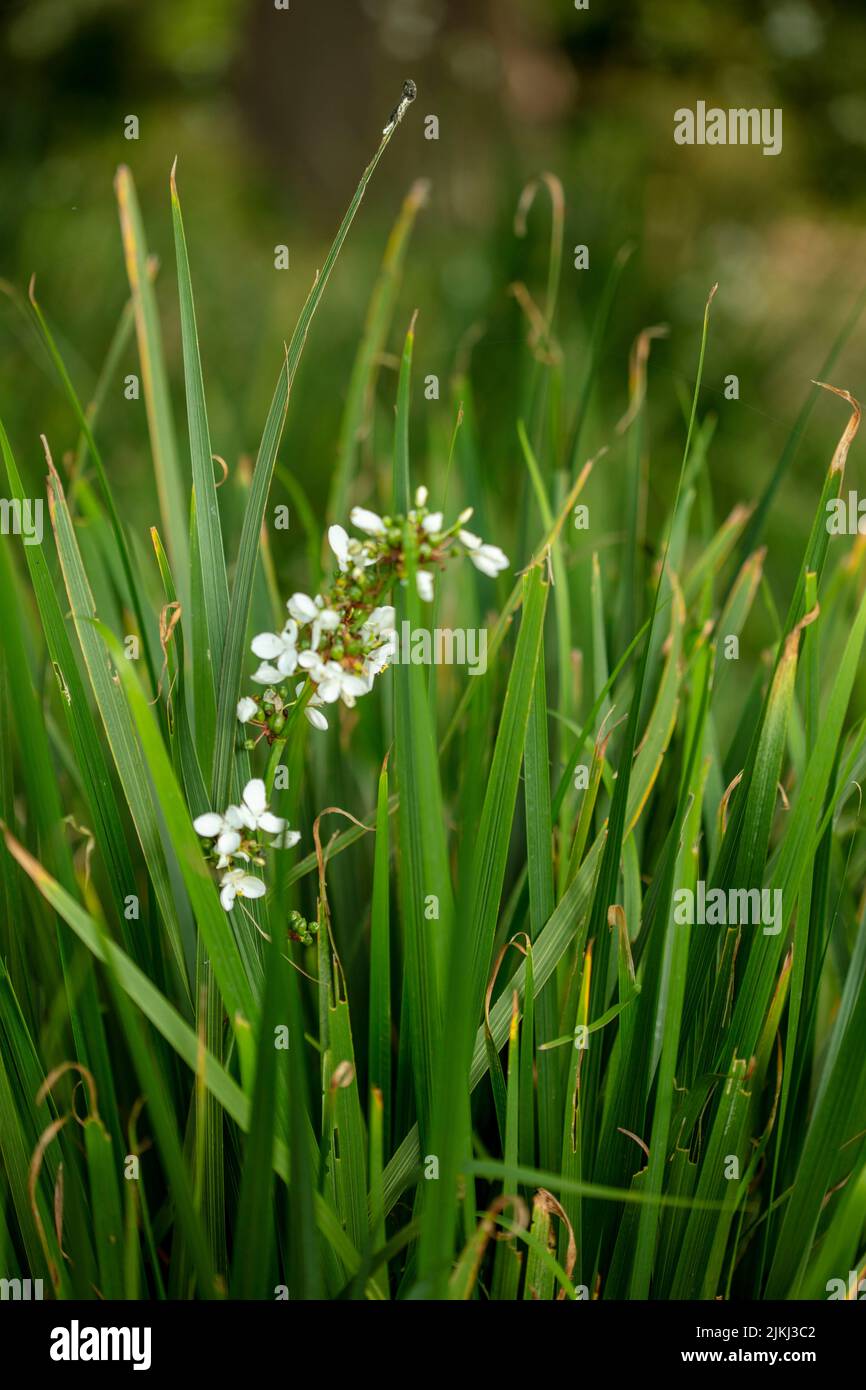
[287,592,319,624]
[251,631,284,659]
[272,828,301,848]
[216,829,242,855]
[258,811,287,835]
[328,524,350,572]
[350,506,386,536]
[458,529,482,550]
[317,678,342,704]
[471,544,509,577]
[251,663,282,684]
[220,883,237,910]
[362,605,395,637]
[365,645,392,678]
[416,570,434,602]
[193,812,223,837]
[422,512,443,533]
[276,648,298,677]
[236,696,258,724]
[415,485,428,507]
[243,779,267,817]
[342,674,369,699]
[318,608,340,631]
[328,523,349,553]
[304,706,329,731]
[238,876,266,899]
[224,806,244,830]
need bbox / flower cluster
[193,777,300,911]
[236,488,509,744]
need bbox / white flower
[219,869,266,912]
[232,778,287,837]
[314,660,369,708]
[193,805,243,849]
[458,530,509,577]
[457,507,474,525]
[328,524,350,573]
[328,524,375,574]
[249,621,298,679]
[287,591,319,625]
[422,512,443,534]
[416,570,434,602]
[469,544,509,577]
[236,696,258,724]
[350,506,387,536]
[361,605,396,641]
[297,653,366,707]
[415,485,428,507]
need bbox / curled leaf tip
[813,381,861,475]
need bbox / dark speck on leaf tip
[382,80,418,135]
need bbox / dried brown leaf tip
[617,323,669,434]
[813,381,861,475]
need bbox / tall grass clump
[1,93,866,1302]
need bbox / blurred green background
[1,0,865,609]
